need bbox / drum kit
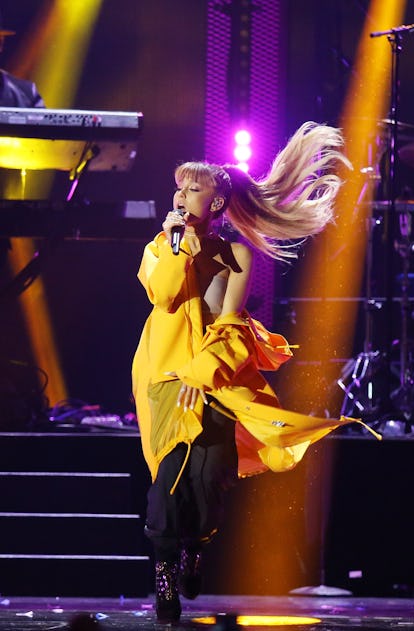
[337,25,414,434]
[337,129,414,432]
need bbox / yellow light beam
[291,0,407,412]
[32,0,103,108]
[6,0,103,406]
[282,0,407,590]
[8,239,67,406]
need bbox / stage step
[0,431,152,597]
[0,555,149,597]
[0,471,133,513]
[0,513,145,555]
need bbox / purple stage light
[206,0,286,327]
[234,144,252,163]
[234,129,252,145]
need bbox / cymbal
[341,116,414,133]
[379,118,414,131]
[376,119,414,144]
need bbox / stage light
[234,144,252,163]
[235,129,251,145]
[193,614,321,626]
[233,128,252,171]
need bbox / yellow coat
[132,232,371,483]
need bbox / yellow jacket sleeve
[176,312,292,390]
[138,232,193,312]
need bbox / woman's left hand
[165,372,208,410]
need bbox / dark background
[1,0,414,417]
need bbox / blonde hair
[175,122,351,261]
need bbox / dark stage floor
[1,594,414,630]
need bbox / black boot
[155,560,181,623]
[178,546,203,600]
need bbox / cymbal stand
[390,210,414,421]
[370,23,414,424]
[337,195,385,420]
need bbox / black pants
[145,401,238,562]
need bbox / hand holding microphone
[163,209,185,255]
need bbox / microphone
[171,210,185,255]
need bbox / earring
[211,198,221,211]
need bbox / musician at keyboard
[0,9,45,266]
[0,10,44,108]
